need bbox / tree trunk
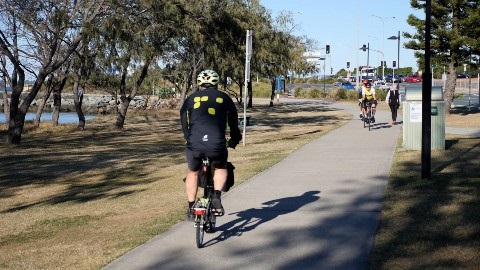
[114,58,151,129]
[72,80,86,130]
[238,83,243,104]
[1,80,9,124]
[51,77,67,125]
[51,90,61,125]
[34,76,53,128]
[115,96,130,129]
[444,62,457,114]
[269,78,275,107]
[7,71,48,144]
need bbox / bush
[309,88,321,98]
[375,89,387,101]
[157,87,176,99]
[337,88,347,100]
[294,87,305,97]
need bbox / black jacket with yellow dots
[180,87,242,153]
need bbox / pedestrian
[386,84,401,125]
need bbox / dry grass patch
[0,99,350,270]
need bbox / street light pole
[388,31,401,89]
[372,15,395,80]
[319,57,326,97]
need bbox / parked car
[404,75,422,83]
[337,81,355,90]
[457,73,471,78]
[373,81,390,90]
[385,75,399,83]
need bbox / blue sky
[260,0,425,75]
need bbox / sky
[260,0,425,75]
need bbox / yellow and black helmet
[197,70,219,86]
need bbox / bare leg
[213,168,227,191]
[185,170,198,202]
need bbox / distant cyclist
[362,81,377,123]
[180,69,242,220]
[358,79,369,119]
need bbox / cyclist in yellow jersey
[361,82,377,123]
[358,79,369,119]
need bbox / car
[385,75,399,83]
[337,81,355,90]
[457,74,470,78]
[373,81,390,90]
[404,75,422,83]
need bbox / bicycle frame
[193,157,216,248]
[363,101,373,131]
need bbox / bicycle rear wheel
[196,215,205,248]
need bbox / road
[286,82,480,108]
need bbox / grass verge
[368,133,480,268]
[0,99,351,269]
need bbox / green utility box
[402,86,445,150]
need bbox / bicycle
[363,101,374,131]
[192,157,217,248]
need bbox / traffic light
[393,60,396,68]
[326,44,330,54]
[361,44,367,51]
[384,61,387,67]
[331,67,333,74]
[347,61,350,68]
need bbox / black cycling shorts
[186,148,228,171]
[363,99,377,108]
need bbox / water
[0,112,94,124]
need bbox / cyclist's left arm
[226,97,242,144]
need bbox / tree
[405,0,480,112]
[95,0,185,129]
[0,0,108,144]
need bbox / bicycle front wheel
[196,216,205,248]
[368,110,371,131]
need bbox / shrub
[157,87,176,99]
[337,88,347,100]
[375,89,387,101]
[309,88,321,98]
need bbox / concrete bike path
[104,100,401,270]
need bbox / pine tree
[404,0,480,112]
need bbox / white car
[373,81,390,90]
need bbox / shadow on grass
[449,106,480,116]
[0,101,349,213]
[367,136,480,269]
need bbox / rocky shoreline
[0,93,180,114]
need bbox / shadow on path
[203,191,321,247]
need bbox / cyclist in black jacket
[180,69,242,220]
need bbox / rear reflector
[193,208,206,215]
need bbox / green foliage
[252,81,273,98]
[309,88,321,98]
[294,87,305,97]
[337,88,347,99]
[157,87,176,99]
[376,89,387,102]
